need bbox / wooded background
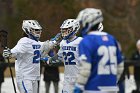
[0,0,140,58]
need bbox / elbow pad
[117,62,124,80]
[77,61,91,85]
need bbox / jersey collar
[88,31,107,35]
[66,36,78,43]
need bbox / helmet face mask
[30,28,42,39]
[60,19,80,40]
[61,27,73,38]
[22,20,42,41]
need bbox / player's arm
[47,45,64,64]
[117,62,124,81]
[76,55,91,85]
[41,40,64,65]
[74,59,91,93]
[74,40,92,91]
[115,40,124,81]
[41,33,62,58]
[47,54,63,64]
[3,39,29,58]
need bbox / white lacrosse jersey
[58,37,83,84]
[11,37,43,80]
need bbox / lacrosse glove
[3,48,11,58]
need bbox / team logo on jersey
[62,46,76,51]
[32,45,41,49]
[102,35,108,41]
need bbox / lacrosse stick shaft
[7,58,17,93]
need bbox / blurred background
[0,0,140,93]
[0,0,140,57]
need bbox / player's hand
[3,48,11,58]
[41,57,54,65]
[51,33,62,45]
[73,83,84,93]
[41,57,53,65]
[41,57,49,62]
[47,57,56,65]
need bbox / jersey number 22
[63,52,76,65]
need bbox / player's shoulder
[18,37,29,43]
[72,36,83,43]
[17,37,34,44]
[59,40,65,47]
[105,32,117,41]
[88,31,116,39]
[88,31,108,36]
[60,40,65,44]
[38,41,44,46]
[76,37,83,41]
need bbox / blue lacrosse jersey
[79,31,123,91]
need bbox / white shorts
[84,91,117,93]
[62,84,74,93]
[16,76,39,93]
[62,77,76,93]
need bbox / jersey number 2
[98,46,117,75]
[33,50,40,63]
[63,52,76,65]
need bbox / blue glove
[41,57,49,61]
[73,86,83,93]
[51,33,62,44]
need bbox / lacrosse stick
[5,47,17,93]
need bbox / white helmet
[60,19,80,40]
[76,8,103,36]
[22,20,42,40]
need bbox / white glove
[2,48,11,58]
[41,40,55,58]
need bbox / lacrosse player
[73,8,124,93]
[2,20,61,93]
[48,19,83,93]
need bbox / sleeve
[115,40,123,64]
[11,41,29,57]
[56,41,64,61]
[114,39,124,80]
[79,40,92,63]
[76,39,92,85]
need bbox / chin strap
[81,24,92,37]
[24,28,39,41]
[28,33,39,41]
[63,30,77,40]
